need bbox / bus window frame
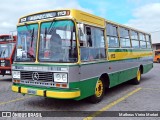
[119,27,131,48]
[106,23,120,48]
[130,30,140,48]
[139,32,147,49]
[15,23,39,62]
[79,24,106,62]
[38,19,78,63]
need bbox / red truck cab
[0,35,17,76]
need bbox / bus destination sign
[20,11,69,23]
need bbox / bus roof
[18,9,150,34]
[18,9,105,28]
[0,34,17,42]
[0,34,11,37]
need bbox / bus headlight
[54,73,67,83]
[12,71,21,79]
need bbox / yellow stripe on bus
[46,91,80,99]
[36,90,44,96]
[108,52,152,60]
[12,86,19,92]
[21,88,28,94]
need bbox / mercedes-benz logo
[32,72,39,81]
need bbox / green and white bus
[12,9,153,103]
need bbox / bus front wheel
[88,79,105,103]
[132,68,141,85]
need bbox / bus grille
[21,71,53,82]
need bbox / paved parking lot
[0,63,160,120]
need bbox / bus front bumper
[12,85,80,99]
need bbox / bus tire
[132,68,141,85]
[158,59,160,63]
[88,79,105,103]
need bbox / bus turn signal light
[13,80,20,83]
[56,83,61,87]
[62,84,67,88]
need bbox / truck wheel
[88,79,105,103]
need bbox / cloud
[0,0,93,34]
[125,3,160,43]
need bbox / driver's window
[79,25,106,62]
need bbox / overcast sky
[0,0,160,43]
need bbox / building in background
[152,43,160,50]
[151,31,160,50]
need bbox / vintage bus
[0,35,17,76]
[12,9,153,103]
[153,49,160,63]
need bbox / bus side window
[106,23,119,48]
[119,27,131,48]
[80,25,106,62]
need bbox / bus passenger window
[106,23,119,48]
[146,34,152,48]
[119,27,131,48]
[131,30,139,48]
[80,26,106,62]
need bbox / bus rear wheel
[88,79,105,103]
[132,68,141,85]
[158,59,160,63]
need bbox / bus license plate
[28,89,36,95]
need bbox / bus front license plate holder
[28,89,36,95]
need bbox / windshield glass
[0,43,15,58]
[39,20,77,62]
[15,24,38,62]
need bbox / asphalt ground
[0,63,160,120]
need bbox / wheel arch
[99,73,110,88]
[139,64,143,74]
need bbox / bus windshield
[0,43,15,58]
[15,24,38,62]
[39,20,77,62]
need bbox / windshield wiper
[1,49,6,58]
[0,51,2,57]
[24,23,33,35]
[31,28,34,48]
[48,18,56,34]
[24,23,34,47]
[24,23,35,59]
[44,18,56,40]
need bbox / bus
[11,9,153,103]
[153,49,160,63]
[0,34,17,76]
